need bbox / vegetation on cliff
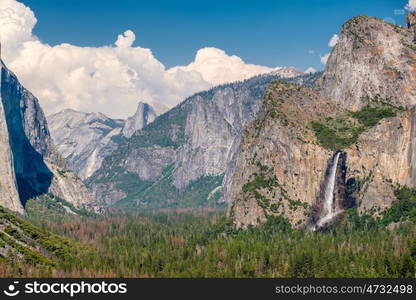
[311,96,403,151]
[380,187,416,225]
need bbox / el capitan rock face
[0,70,21,213]
[0,60,99,213]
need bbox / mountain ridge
[87,71,320,208]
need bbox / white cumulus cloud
[0,0,288,119]
[320,53,330,65]
[320,34,339,65]
[406,0,416,11]
[115,30,136,48]
[328,34,339,47]
[304,67,316,74]
[168,47,277,86]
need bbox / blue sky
[1,0,409,118]
[20,0,406,71]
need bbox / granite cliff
[317,15,416,110]
[0,60,99,213]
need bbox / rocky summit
[317,15,416,110]
[122,102,162,138]
[48,101,167,180]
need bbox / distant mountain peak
[317,15,416,110]
[122,101,159,138]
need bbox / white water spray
[316,152,341,227]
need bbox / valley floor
[1,209,415,278]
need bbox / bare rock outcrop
[317,16,416,110]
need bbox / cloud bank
[320,34,339,65]
[0,0,287,118]
[406,0,416,11]
[168,47,280,86]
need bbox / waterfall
[316,152,341,228]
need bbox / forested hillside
[3,190,414,277]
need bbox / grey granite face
[0,60,100,213]
[47,101,165,180]
[2,14,413,228]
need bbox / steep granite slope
[0,60,99,213]
[227,83,338,228]
[316,16,416,218]
[317,15,416,110]
[0,79,21,213]
[227,83,404,228]
[88,72,320,207]
[48,109,125,180]
[344,108,416,214]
